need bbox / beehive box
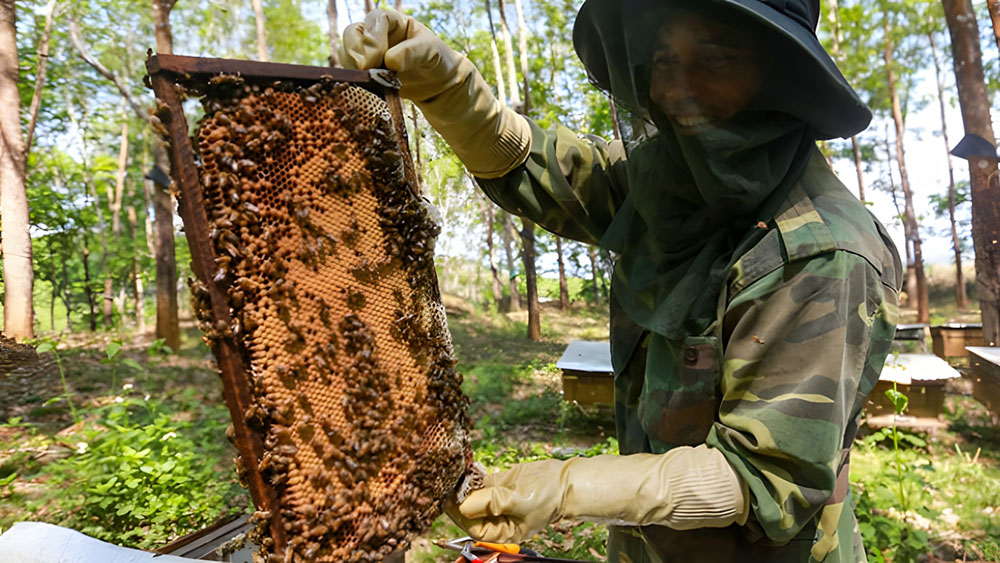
[557,341,614,405]
[968,347,1000,415]
[931,323,984,358]
[146,55,475,562]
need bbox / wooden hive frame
[145,54,472,562]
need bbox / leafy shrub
[46,400,243,549]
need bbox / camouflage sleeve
[474,119,628,245]
[705,249,898,547]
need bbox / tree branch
[68,16,153,126]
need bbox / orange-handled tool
[474,541,522,555]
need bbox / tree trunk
[608,97,622,141]
[986,0,1000,53]
[153,143,180,350]
[252,0,268,61]
[111,99,128,236]
[826,0,865,203]
[509,0,537,335]
[486,1,506,108]
[82,244,97,331]
[152,0,181,351]
[327,0,340,67]
[50,257,57,331]
[24,0,57,158]
[556,236,569,309]
[61,244,71,332]
[478,196,504,310]
[520,218,541,341]
[588,245,600,304]
[142,141,157,257]
[364,0,373,13]
[500,210,521,311]
[851,137,865,202]
[410,103,424,187]
[128,206,146,332]
[496,0,519,107]
[929,30,968,310]
[0,0,35,340]
[944,0,1000,346]
[513,0,529,114]
[884,12,929,324]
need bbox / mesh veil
[572,0,824,341]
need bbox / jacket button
[683,348,699,366]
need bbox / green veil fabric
[576,0,823,340]
[599,114,814,340]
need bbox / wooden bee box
[557,340,614,405]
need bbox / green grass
[3,295,998,561]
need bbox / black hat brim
[573,0,873,140]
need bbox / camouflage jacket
[476,121,902,563]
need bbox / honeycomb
[188,75,471,562]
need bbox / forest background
[1,0,1000,562]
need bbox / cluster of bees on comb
[185,73,473,562]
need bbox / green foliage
[35,339,79,424]
[855,484,931,563]
[43,399,241,549]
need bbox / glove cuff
[660,445,750,530]
[417,66,532,179]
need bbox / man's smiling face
[648,11,763,135]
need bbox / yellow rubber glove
[340,9,531,179]
[449,445,749,544]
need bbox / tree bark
[152,0,181,351]
[252,0,268,61]
[884,12,929,323]
[1,0,35,339]
[929,30,968,310]
[364,0,373,13]
[500,210,521,311]
[944,0,1000,345]
[327,0,340,67]
[556,236,569,309]
[520,218,541,341]
[24,0,57,158]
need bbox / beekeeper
[342,1,901,561]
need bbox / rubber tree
[0,0,35,339]
[943,0,1000,346]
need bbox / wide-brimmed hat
[573,0,872,139]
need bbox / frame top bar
[146,54,377,86]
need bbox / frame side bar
[146,71,288,557]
